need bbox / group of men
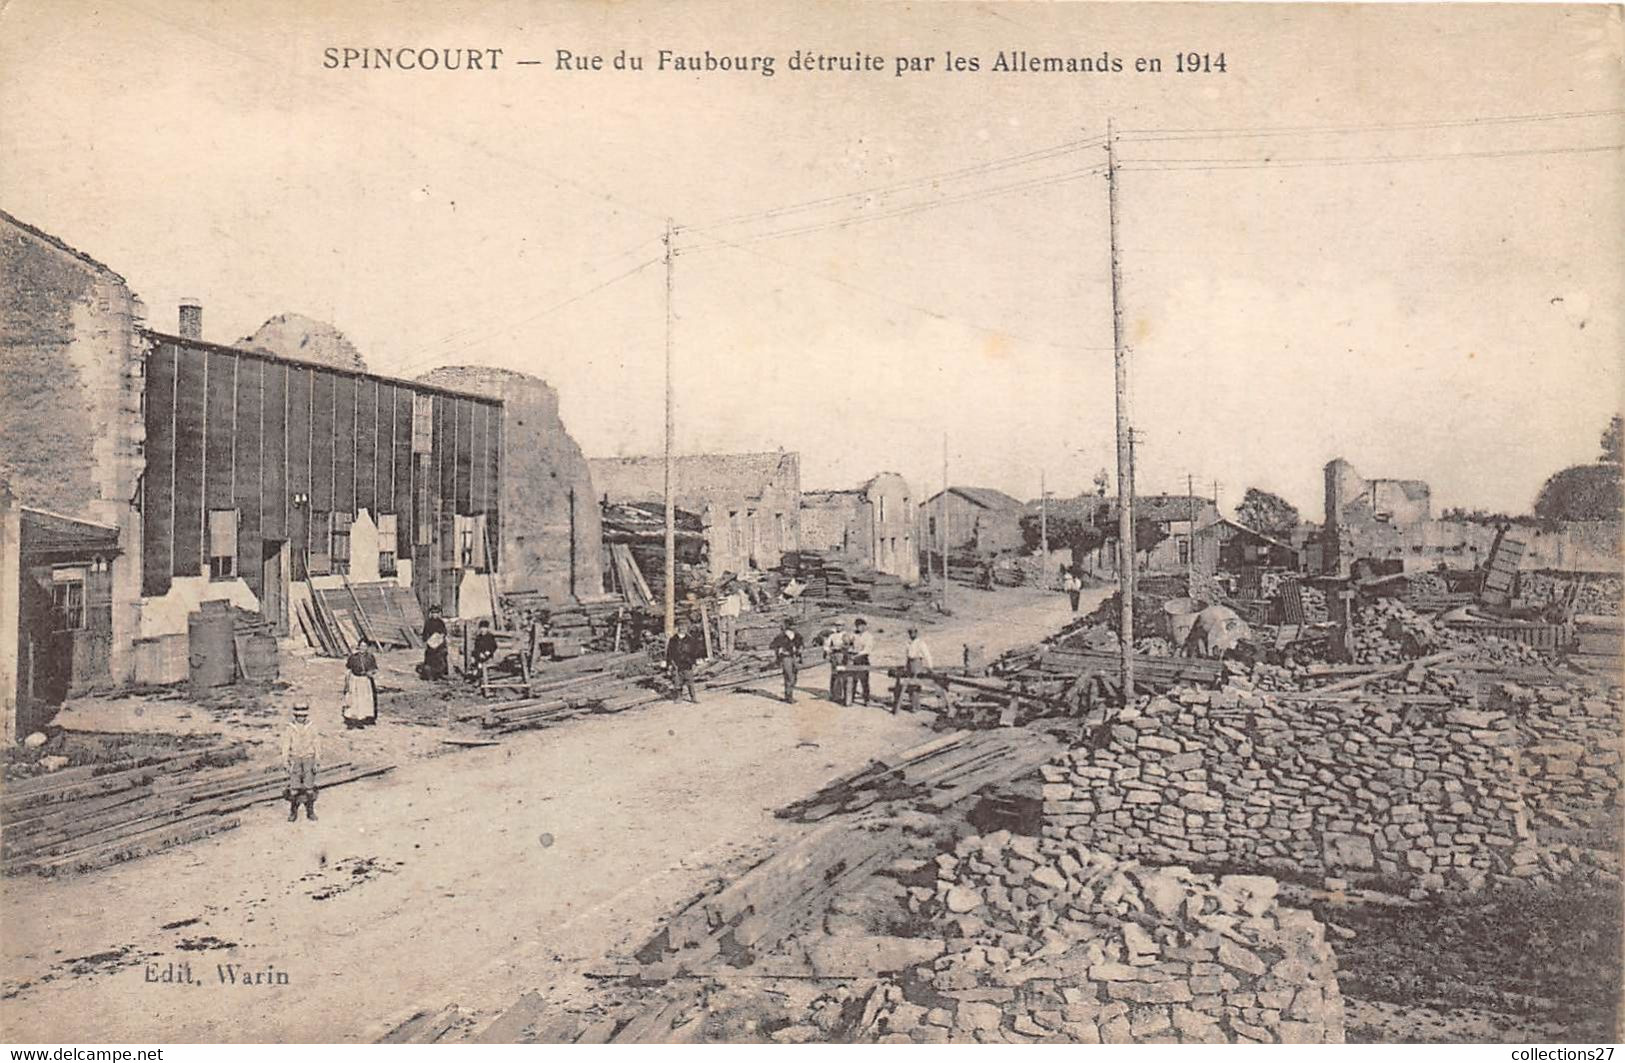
[665,612,935,711]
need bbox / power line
[681,164,1106,253]
[1121,142,1623,172]
[382,235,666,369]
[701,134,1106,228]
[679,223,1118,352]
[1119,107,1625,141]
[383,255,662,377]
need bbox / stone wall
[1042,679,1547,894]
[894,831,1345,1043]
[0,212,146,684]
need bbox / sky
[2,1,1621,521]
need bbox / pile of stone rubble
[791,831,1345,1044]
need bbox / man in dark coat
[666,622,703,703]
[768,618,805,704]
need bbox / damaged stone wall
[1042,681,1551,894]
[0,211,146,684]
[418,366,602,601]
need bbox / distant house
[919,486,1026,558]
[588,451,801,578]
[800,472,919,583]
[1193,518,1301,576]
[1053,493,1221,574]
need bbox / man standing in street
[282,702,321,822]
[825,619,850,704]
[1065,570,1083,612]
[904,626,934,714]
[717,583,742,656]
[666,621,702,704]
[848,618,875,706]
[768,617,804,704]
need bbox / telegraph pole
[1108,118,1135,704]
[940,434,949,610]
[1187,472,1196,589]
[1040,469,1049,558]
[663,219,677,637]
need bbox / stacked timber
[2,747,393,877]
[775,730,1062,822]
[778,552,933,614]
[472,651,662,734]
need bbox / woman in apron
[342,639,379,728]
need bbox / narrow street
[0,585,1101,1043]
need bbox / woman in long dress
[342,639,379,728]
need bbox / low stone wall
[854,831,1345,1043]
[1042,679,1542,893]
[1490,681,1624,879]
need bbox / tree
[1020,513,1104,555]
[1092,469,1110,498]
[1235,488,1301,536]
[1534,464,1623,522]
[1601,414,1623,465]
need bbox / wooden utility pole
[663,219,677,637]
[1040,469,1049,558]
[1187,472,1196,589]
[1107,118,1135,703]
[940,434,949,609]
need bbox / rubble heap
[804,832,1345,1043]
[1520,573,1623,617]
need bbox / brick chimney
[178,298,203,340]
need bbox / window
[377,513,398,576]
[330,515,352,575]
[454,513,488,571]
[928,517,937,538]
[208,509,238,580]
[1177,537,1190,566]
[879,497,887,523]
[51,569,86,631]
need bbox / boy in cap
[282,702,321,822]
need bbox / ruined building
[587,451,801,578]
[799,472,919,583]
[0,209,599,731]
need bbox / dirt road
[0,585,1099,1042]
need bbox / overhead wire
[1119,143,1624,172]
[1118,107,1625,142]
[702,133,1106,227]
[382,255,663,377]
[680,164,1107,253]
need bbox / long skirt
[343,673,378,725]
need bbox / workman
[848,618,876,705]
[768,617,805,703]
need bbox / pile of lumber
[607,544,655,608]
[2,748,393,877]
[778,552,932,614]
[298,580,425,656]
[775,729,1062,822]
[467,651,662,734]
